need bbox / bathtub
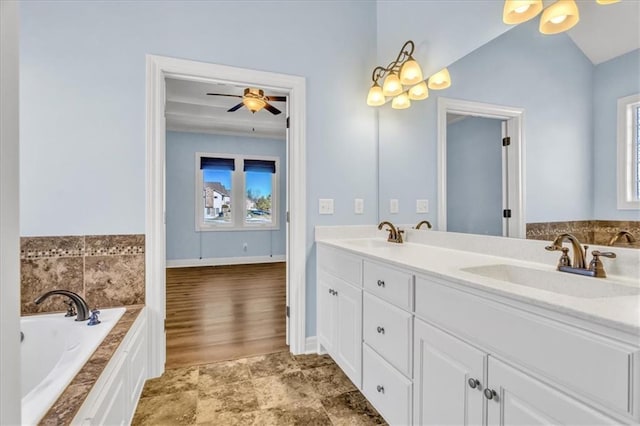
[21,307,126,425]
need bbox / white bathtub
[21,307,126,425]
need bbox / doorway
[437,97,525,238]
[145,55,306,378]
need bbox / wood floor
[165,263,288,369]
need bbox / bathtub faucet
[34,290,91,321]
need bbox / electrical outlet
[416,199,429,213]
[319,198,334,215]
[390,199,399,214]
[354,198,364,214]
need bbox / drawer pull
[377,279,385,288]
[376,326,385,334]
[376,385,385,394]
[484,388,497,400]
[468,378,480,389]
[328,289,333,295]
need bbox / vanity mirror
[377,3,640,247]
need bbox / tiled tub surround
[527,220,640,247]
[39,305,144,426]
[20,234,145,315]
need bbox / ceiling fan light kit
[367,40,451,110]
[503,0,617,35]
[206,87,286,115]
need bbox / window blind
[200,157,235,171]
[244,159,276,174]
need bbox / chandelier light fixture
[367,40,452,109]
[502,0,619,35]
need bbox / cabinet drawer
[363,260,413,310]
[317,244,362,287]
[415,275,640,420]
[362,344,412,426]
[363,292,412,376]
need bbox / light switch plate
[319,198,334,215]
[390,199,399,214]
[416,199,429,213]
[354,198,364,214]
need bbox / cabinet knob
[376,385,385,394]
[376,326,385,334]
[334,290,338,296]
[468,378,480,389]
[483,388,497,400]
[328,289,333,295]
[377,280,385,288]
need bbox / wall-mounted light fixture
[367,40,451,109]
[503,0,619,35]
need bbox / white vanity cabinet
[317,245,363,387]
[73,308,148,426]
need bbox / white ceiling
[165,78,287,140]
[566,0,640,65]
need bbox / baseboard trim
[166,255,286,268]
[305,336,318,354]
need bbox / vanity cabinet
[317,246,362,387]
[316,242,639,425]
[73,308,148,426]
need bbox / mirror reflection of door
[446,114,505,236]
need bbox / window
[196,153,279,230]
[617,94,640,209]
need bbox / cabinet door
[317,272,337,354]
[486,357,622,426]
[334,278,362,387]
[413,319,485,426]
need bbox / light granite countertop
[317,236,640,337]
[39,305,144,426]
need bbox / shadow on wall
[20,234,145,315]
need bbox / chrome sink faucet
[378,221,404,243]
[34,290,91,321]
[545,233,616,278]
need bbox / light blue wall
[447,117,503,236]
[593,49,640,220]
[166,131,286,261]
[379,19,594,224]
[19,1,379,337]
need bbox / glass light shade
[427,68,452,90]
[243,97,266,113]
[366,84,385,106]
[539,0,579,34]
[502,0,543,24]
[408,81,429,101]
[400,58,424,85]
[382,73,403,97]
[392,93,411,109]
[596,0,620,4]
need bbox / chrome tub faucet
[34,290,91,321]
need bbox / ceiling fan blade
[266,96,287,102]
[263,102,282,115]
[206,93,242,98]
[227,102,245,112]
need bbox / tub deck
[38,305,144,426]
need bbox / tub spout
[34,290,90,321]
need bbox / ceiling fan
[206,87,286,115]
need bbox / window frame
[195,152,280,231]
[616,93,640,210]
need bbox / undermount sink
[461,264,640,298]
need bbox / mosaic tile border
[21,234,145,260]
[526,220,640,247]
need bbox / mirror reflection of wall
[378,16,640,247]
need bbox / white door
[316,272,336,354]
[285,101,290,346]
[486,357,621,425]
[413,319,485,426]
[334,279,362,387]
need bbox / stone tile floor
[132,351,387,425]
